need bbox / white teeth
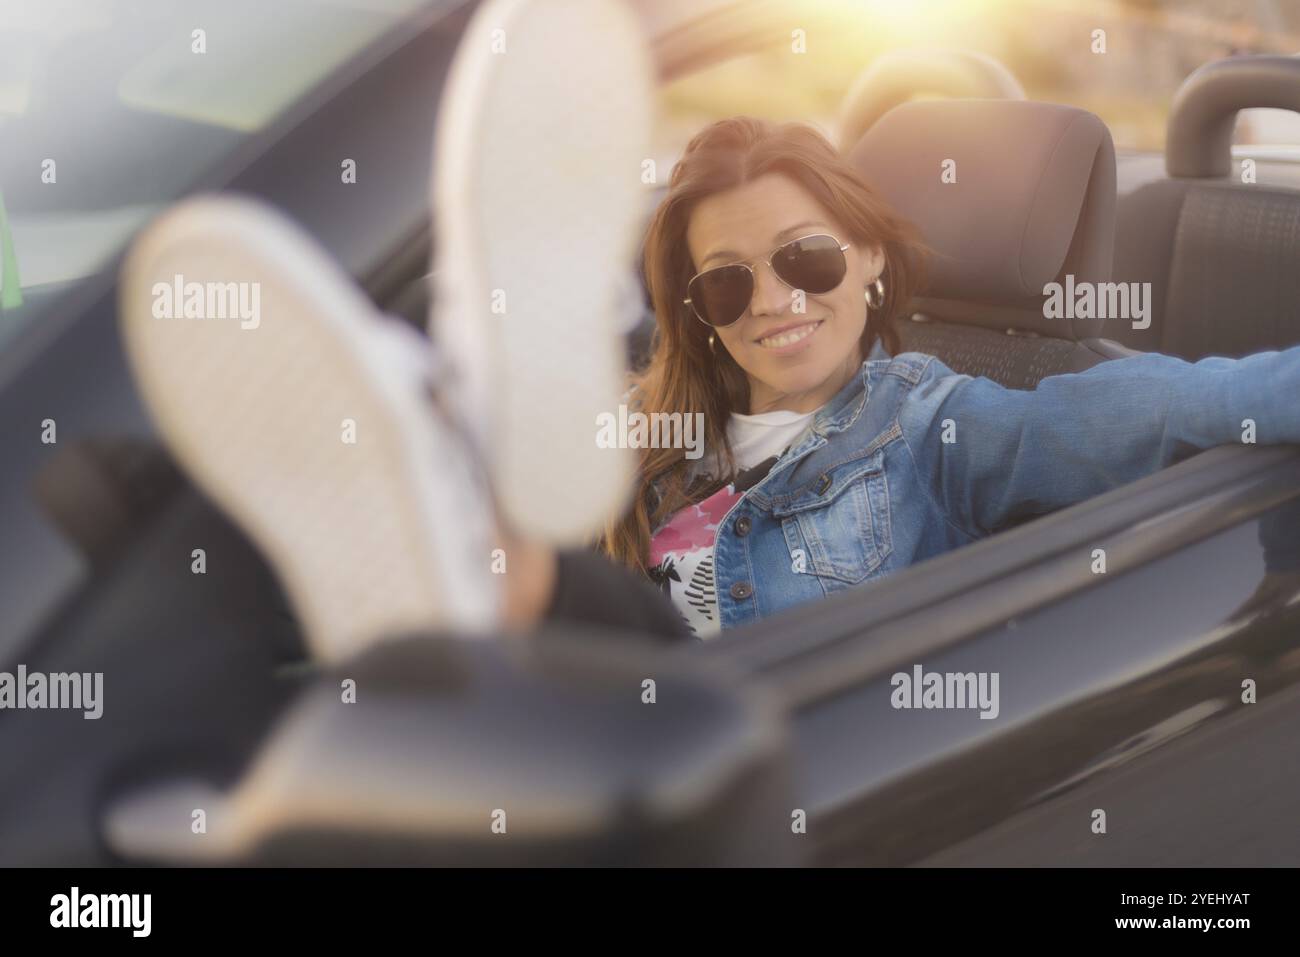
[759,321,819,349]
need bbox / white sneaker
[430,0,654,545]
[119,195,501,663]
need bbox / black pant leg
[544,549,691,645]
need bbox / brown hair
[600,116,927,573]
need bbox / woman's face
[685,172,885,415]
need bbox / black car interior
[6,31,1300,865]
[1111,55,1300,361]
[850,98,1131,390]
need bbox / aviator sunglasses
[683,233,850,328]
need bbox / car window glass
[0,0,438,332]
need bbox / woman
[597,115,1300,638]
[121,115,1300,659]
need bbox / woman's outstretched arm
[897,346,1300,537]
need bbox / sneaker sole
[431,0,653,545]
[120,196,499,662]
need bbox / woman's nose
[749,260,792,317]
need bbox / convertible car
[1,0,1298,866]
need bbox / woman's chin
[746,360,848,411]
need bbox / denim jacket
[703,339,1300,631]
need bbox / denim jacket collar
[816,337,891,430]
[813,364,870,436]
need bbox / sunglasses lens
[771,234,846,295]
[688,264,753,327]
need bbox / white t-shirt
[648,407,819,638]
[726,408,820,474]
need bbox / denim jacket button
[816,473,832,495]
[735,516,752,536]
[729,581,753,600]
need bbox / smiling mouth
[756,319,824,350]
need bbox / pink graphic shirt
[648,407,818,637]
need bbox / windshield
[0,0,437,343]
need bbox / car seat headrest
[1167,55,1300,178]
[849,100,1116,339]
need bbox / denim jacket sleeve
[896,346,1300,537]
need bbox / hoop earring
[865,277,885,310]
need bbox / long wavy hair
[600,116,928,573]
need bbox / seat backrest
[849,99,1133,389]
[1110,55,1300,360]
